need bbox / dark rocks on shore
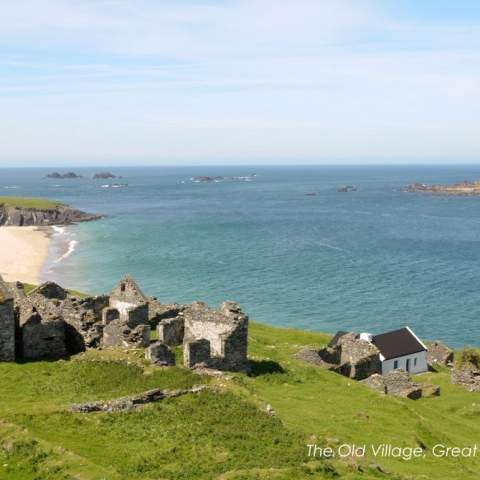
[0,204,101,227]
[45,172,82,179]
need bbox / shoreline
[0,226,53,284]
[42,225,80,281]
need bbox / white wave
[55,239,78,263]
[3,186,18,189]
[318,241,345,252]
[52,226,66,235]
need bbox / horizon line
[2,162,480,169]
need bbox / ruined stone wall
[218,321,248,371]
[157,316,184,346]
[183,301,249,372]
[0,298,15,361]
[61,295,109,352]
[109,299,136,320]
[148,298,184,324]
[103,319,150,348]
[125,304,149,328]
[21,313,66,360]
[184,339,211,368]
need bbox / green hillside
[0,196,65,209]
[0,322,478,480]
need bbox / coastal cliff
[0,202,101,226]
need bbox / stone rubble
[426,341,454,367]
[361,370,440,399]
[451,363,480,392]
[70,385,208,413]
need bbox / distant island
[337,185,357,192]
[0,196,101,226]
[93,171,120,179]
[404,181,480,196]
[45,171,82,179]
[190,174,256,183]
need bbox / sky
[1,0,480,166]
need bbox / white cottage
[370,326,428,375]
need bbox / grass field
[0,322,479,479]
[0,196,65,209]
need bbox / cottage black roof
[372,327,426,360]
[328,331,348,348]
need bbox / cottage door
[406,358,411,373]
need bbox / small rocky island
[404,181,480,196]
[93,171,120,179]
[0,197,101,226]
[337,185,357,192]
[45,171,83,179]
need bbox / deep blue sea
[2,165,480,347]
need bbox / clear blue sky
[1,0,480,166]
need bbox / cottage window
[393,360,398,369]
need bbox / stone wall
[183,301,249,372]
[21,313,66,360]
[145,342,176,366]
[0,297,15,362]
[157,316,184,346]
[103,319,150,348]
[184,339,211,368]
[148,297,184,324]
[361,370,440,400]
[426,341,454,367]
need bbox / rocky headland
[0,201,101,227]
[403,181,480,196]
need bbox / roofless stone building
[0,274,250,373]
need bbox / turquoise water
[2,165,480,347]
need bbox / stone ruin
[182,301,249,372]
[451,351,480,392]
[295,332,382,380]
[0,274,250,373]
[451,363,480,392]
[426,341,454,368]
[361,370,440,400]
[295,331,439,399]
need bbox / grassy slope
[0,323,478,480]
[0,196,65,209]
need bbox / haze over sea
[3,165,480,347]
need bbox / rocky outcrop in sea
[45,172,83,179]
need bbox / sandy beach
[0,226,52,284]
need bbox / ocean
[2,165,480,347]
